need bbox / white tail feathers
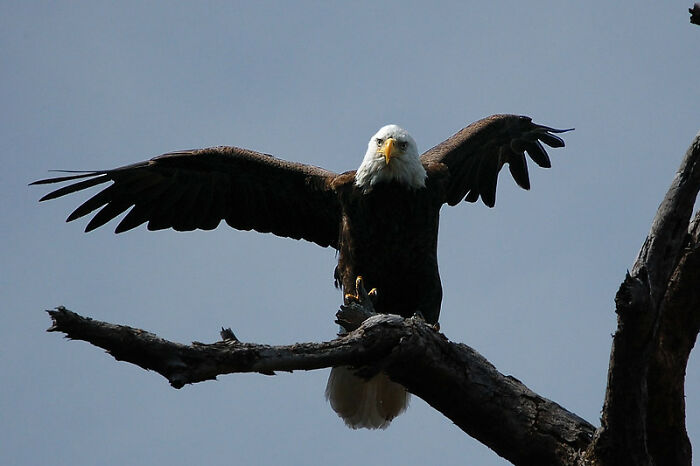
[325,366,410,429]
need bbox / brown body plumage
[333,171,447,323]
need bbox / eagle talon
[368,288,378,303]
[337,276,379,332]
[344,276,375,307]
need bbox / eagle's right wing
[32,146,342,248]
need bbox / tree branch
[632,131,700,304]
[691,3,700,25]
[47,306,595,465]
[46,306,401,388]
[646,210,700,464]
[589,131,700,465]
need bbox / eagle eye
[375,138,384,146]
[398,141,407,151]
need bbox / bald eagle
[33,114,569,429]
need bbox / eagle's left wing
[420,114,571,207]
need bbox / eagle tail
[325,366,410,429]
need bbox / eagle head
[355,124,427,190]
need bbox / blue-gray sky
[2,2,698,465]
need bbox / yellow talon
[344,276,377,306]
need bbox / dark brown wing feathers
[32,146,341,248]
[421,114,570,207]
[33,115,568,245]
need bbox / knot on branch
[615,270,651,314]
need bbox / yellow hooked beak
[381,137,395,165]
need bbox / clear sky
[2,2,698,465]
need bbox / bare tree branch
[47,306,595,465]
[691,3,700,25]
[588,131,700,465]
[46,306,400,388]
[632,131,700,304]
[646,210,700,464]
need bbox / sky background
[2,2,698,465]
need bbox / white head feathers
[355,124,426,190]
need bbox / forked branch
[587,130,700,465]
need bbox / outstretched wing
[420,114,571,207]
[32,146,341,248]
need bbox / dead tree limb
[586,131,700,466]
[691,3,700,25]
[48,306,595,465]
